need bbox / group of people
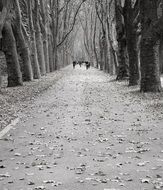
[72,61,91,69]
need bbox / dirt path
[0,65,163,190]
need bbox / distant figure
[73,61,76,69]
[79,61,82,67]
[85,61,90,69]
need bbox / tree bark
[2,22,23,87]
[140,0,161,92]
[0,3,7,39]
[159,33,163,73]
[34,0,46,76]
[27,0,41,79]
[48,34,54,72]
[115,0,128,80]
[52,0,59,70]
[13,0,33,81]
[99,32,104,70]
[124,0,139,86]
[106,18,118,75]
[116,37,128,80]
[40,0,50,73]
[93,14,98,68]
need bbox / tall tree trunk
[13,0,33,81]
[0,0,8,39]
[48,34,54,72]
[99,31,104,70]
[115,0,128,80]
[116,37,128,80]
[158,0,163,74]
[93,14,98,68]
[140,0,161,92]
[106,19,118,74]
[62,0,68,67]
[103,35,109,73]
[124,0,139,86]
[40,0,50,73]
[34,0,46,76]
[52,0,59,70]
[27,0,41,79]
[2,22,23,87]
[159,33,163,74]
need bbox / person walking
[73,61,76,69]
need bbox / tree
[123,0,139,86]
[115,0,128,80]
[14,0,33,81]
[140,0,162,92]
[1,0,23,87]
[34,0,46,75]
[27,0,41,79]
[40,0,50,73]
[106,0,119,75]
[95,0,108,71]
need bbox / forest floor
[0,65,163,190]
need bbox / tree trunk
[140,0,161,92]
[48,34,54,72]
[52,0,59,71]
[106,19,118,74]
[40,0,50,73]
[27,0,41,79]
[99,32,104,70]
[2,22,23,87]
[0,1,8,39]
[116,37,128,80]
[128,32,139,85]
[13,0,33,81]
[124,0,139,86]
[115,0,128,80]
[34,0,46,76]
[103,36,109,73]
[140,39,161,92]
[109,49,115,75]
[93,14,98,68]
[159,33,163,74]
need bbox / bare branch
[57,0,87,48]
[58,0,72,15]
[95,0,105,34]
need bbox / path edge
[0,118,19,139]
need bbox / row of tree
[0,0,163,93]
[0,0,86,87]
[78,0,163,92]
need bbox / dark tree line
[0,0,85,87]
[78,0,163,92]
[0,0,163,93]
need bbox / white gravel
[0,65,163,190]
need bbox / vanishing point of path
[0,65,163,190]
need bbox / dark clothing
[85,61,90,69]
[73,61,76,69]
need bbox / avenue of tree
[0,0,163,92]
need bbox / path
[0,65,163,190]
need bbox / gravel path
[0,70,63,130]
[0,65,163,190]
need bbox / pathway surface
[0,65,163,190]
